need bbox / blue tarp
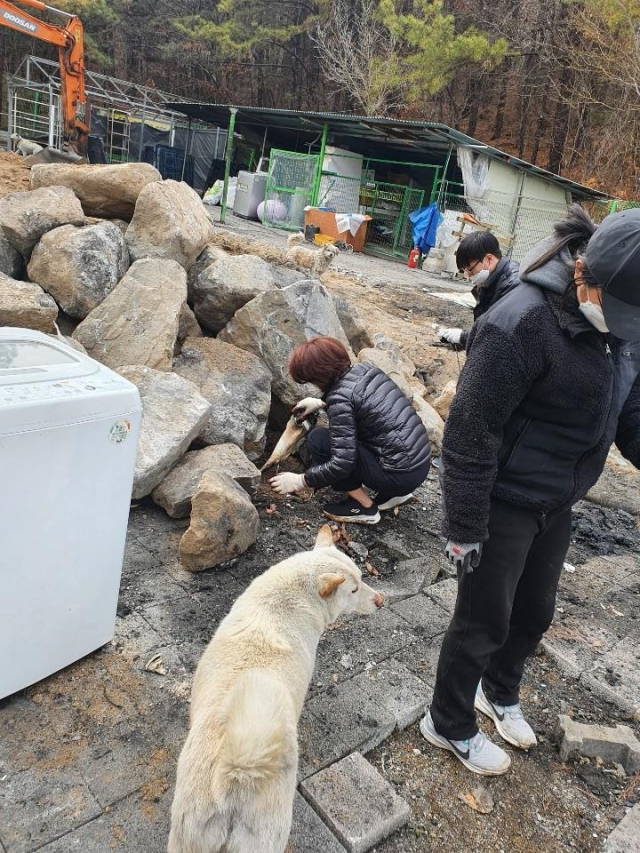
[409,202,442,254]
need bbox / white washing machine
[0,328,142,699]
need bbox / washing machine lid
[0,328,99,386]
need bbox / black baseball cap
[586,209,640,340]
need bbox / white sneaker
[474,684,537,750]
[377,493,414,511]
[419,711,511,776]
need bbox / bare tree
[310,0,402,116]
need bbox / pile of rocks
[0,162,446,571]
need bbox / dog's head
[312,524,383,618]
[322,244,339,261]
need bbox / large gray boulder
[152,444,261,518]
[218,278,353,408]
[27,221,129,319]
[189,253,276,333]
[187,244,228,292]
[173,337,271,460]
[30,162,161,219]
[0,231,22,278]
[125,180,214,268]
[117,365,211,499]
[73,258,187,371]
[0,272,58,332]
[0,186,84,258]
[333,294,372,353]
[179,471,259,571]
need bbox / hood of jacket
[519,236,575,296]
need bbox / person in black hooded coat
[420,206,640,777]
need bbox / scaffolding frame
[3,55,204,160]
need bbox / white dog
[10,134,44,157]
[285,235,339,276]
[168,525,384,853]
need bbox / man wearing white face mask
[437,231,520,348]
[420,205,640,776]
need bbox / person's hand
[437,326,463,346]
[445,541,483,574]
[292,397,326,418]
[269,472,306,495]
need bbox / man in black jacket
[421,207,640,776]
[437,231,520,348]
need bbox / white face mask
[471,268,490,285]
[579,298,609,333]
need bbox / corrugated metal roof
[165,103,609,200]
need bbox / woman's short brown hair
[289,336,351,391]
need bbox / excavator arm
[0,0,88,154]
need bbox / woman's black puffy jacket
[303,363,431,489]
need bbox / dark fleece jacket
[441,239,640,544]
[459,258,520,347]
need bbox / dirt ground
[0,151,31,197]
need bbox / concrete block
[392,641,441,687]
[391,594,451,638]
[298,708,351,780]
[0,766,101,853]
[372,554,439,602]
[289,792,346,853]
[306,679,395,758]
[557,715,640,773]
[300,752,410,853]
[425,578,458,614]
[353,661,430,730]
[604,803,640,853]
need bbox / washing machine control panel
[0,376,130,406]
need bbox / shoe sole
[419,717,511,776]
[474,692,537,750]
[322,510,381,525]
[377,493,414,511]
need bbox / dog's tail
[287,231,305,247]
[215,670,294,796]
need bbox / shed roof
[165,103,609,200]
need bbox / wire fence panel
[361,181,424,258]
[264,150,319,230]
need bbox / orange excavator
[0,0,88,154]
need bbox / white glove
[269,472,306,495]
[437,327,463,345]
[293,397,326,418]
[445,540,483,574]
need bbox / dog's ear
[314,524,335,549]
[318,573,345,599]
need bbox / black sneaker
[323,498,381,525]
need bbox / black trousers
[306,426,430,500]
[430,497,572,740]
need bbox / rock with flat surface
[173,337,271,459]
[117,365,211,499]
[300,752,410,853]
[176,304,201,347]
[587,447,640,516]
[28,221,129,319]
[73,258,186,371]
[219,279,352,407]
[557,715,640,773]
[0,272,58,332]
[0,185,84,258]
[0,230,22,277]
[604,803,640,853]
[189,253,276,333]
[152,444,261,518]
[186,244,228,291]
[333,295,372,353]
[179,471,259,571]
[431,379,457,420]
[125,180,214,268]
[357,347,414,399]
[30,162,161,219]
[412,393,444,454]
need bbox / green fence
[262,149,319,231]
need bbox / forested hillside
[1,0,637,196]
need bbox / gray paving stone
[371,555,439,602]
[306,679,395,758]
[289,792,346,853]
[298,708,352,781]
[393,640,442,687]
[425,577,458,614]
[35,784,173,852]
[0,698,60,778]
[557,714,640,773]
[604,803,640,853]
[300,752,410,853]
[353,661,430,730]
[118,535,189,613]
[0,766,101,853]
[390,593,451,638]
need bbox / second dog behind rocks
[168,524,384,853]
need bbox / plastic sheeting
[409,202,442,254]
[457,146,491,221]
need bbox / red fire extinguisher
[407,247,420,268]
